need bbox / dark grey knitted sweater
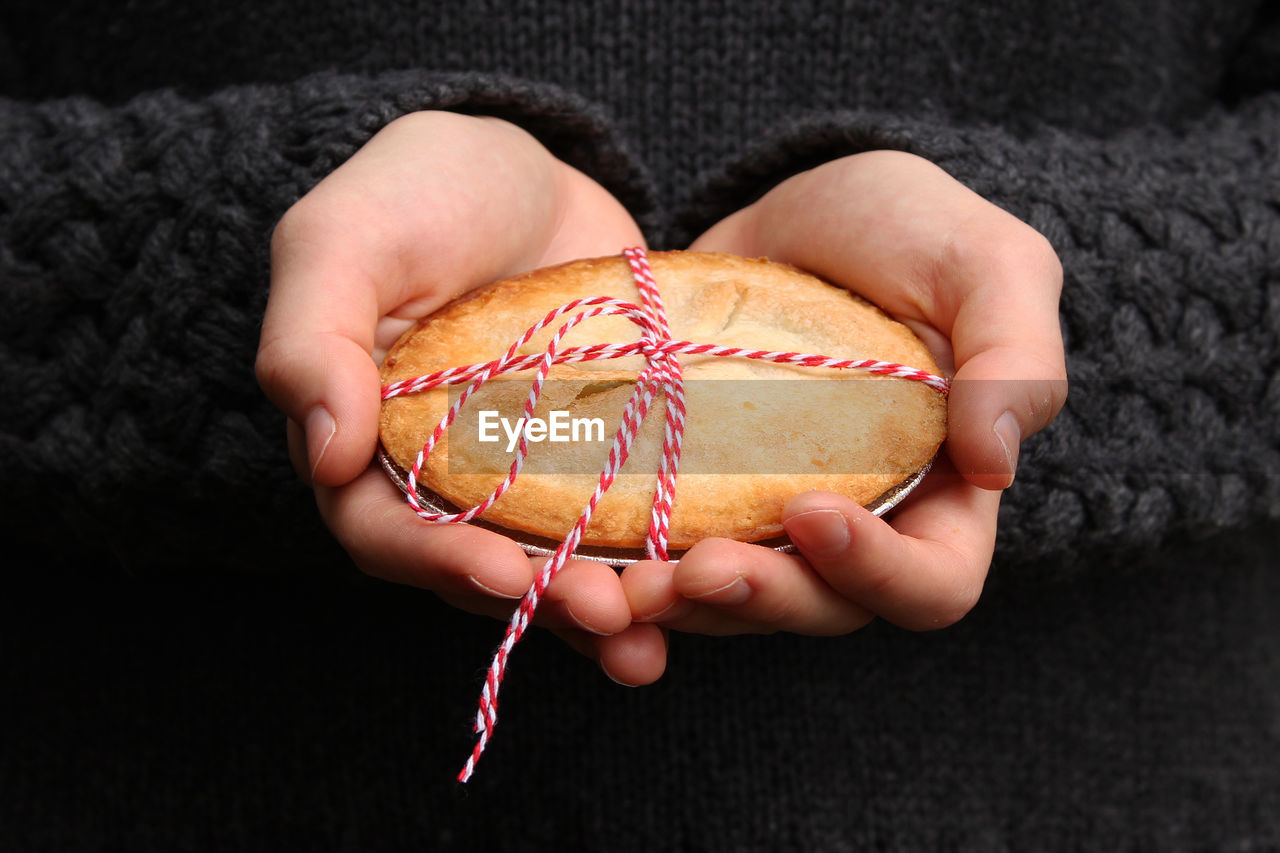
[2,1,1278,849]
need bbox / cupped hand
[256,111,664,685]
[623,150,1067,635]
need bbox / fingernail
[467,574,524,600]
[690,576,751,605]
[564,602,614,636]
[784,509,850,557]
[993,410,1021,486]
[636,598,693,623]
[305,406,336,480]
[600,659,638,687]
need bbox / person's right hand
[256,111,666,686]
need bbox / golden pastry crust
[379,251,946,549]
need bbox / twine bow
[380,248,950,781]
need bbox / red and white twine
[379,247,950,782]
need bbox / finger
[947,345,1068,488]
[436,590,527,629]
[547,624,668,685]
[286,417,310,484]
[436,557,630,638]
[780,460,998,630]
[315,463,534,599]
[622,559,756,634]
[534,556,632,637]
[620,559,695,623]
[624,546,875,637]
[690,149,1068,488]
[434,587,604,633]
[448,595,667,685]
[664,538,874,636]
[256,251,382,489]
[645,599,797,637]
[442,555,665,686]
[447,597,666,685]
[593,623,669,686]
[928,208,1066,488]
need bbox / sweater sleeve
[680,93,1280,575]
[0,70,657,574]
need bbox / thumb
[256,215,383,488]
[946,345,1068,490]
[257,331,383,488]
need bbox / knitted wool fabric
[684,102,1280,568]
[3,76,1276,577]
[5,0,1272,215]
[0,71,656,572]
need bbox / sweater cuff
[681,98,1280,574]
[0,69,657,573]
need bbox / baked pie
[378,251,946,551]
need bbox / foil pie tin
[378,447,933,568]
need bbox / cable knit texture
[3,81,1276,574]
[683,98,1280,567]
[0,70,655,571]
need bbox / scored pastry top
[378,251,947,549]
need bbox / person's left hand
[622,151,1067,635]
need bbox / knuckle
[809,150,935,200]
[1020,227,1064,292]
[681,537,743,571]
[325,494,416,584]
[269,206,300,256]
[844,562,901,602]
[269,199,320,262]
[841,148,933,175]
[925,577,985,629]
[807,605,875,637]
[941,212,1062,293]
[993,351,1067,434]
[750,591,802,627]
[1052,371,1070,411]
[389,110,537,157]
[327,493,385,559]
[385,109,471,141]
[252,334,294,400]
[1031,372,1070,426]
